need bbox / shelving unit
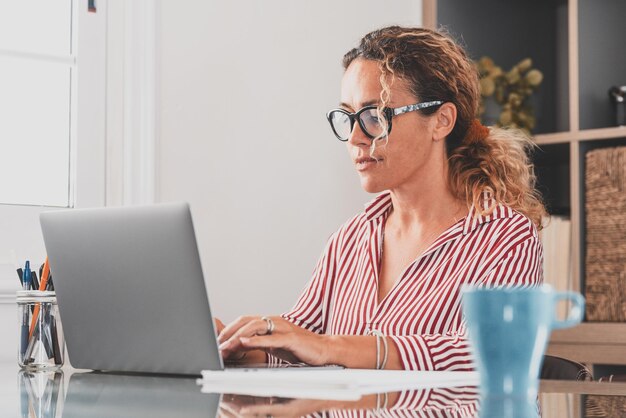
[425,0,626,366]
[535,127,626,145]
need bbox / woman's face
[340,58,444,194]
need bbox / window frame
[0,0,107,299]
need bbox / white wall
[0,2,106,363]
[158,1,423,321]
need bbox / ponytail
[447,124,547,229]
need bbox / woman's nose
[347,121,370,147]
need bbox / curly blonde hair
[343,26,547,229]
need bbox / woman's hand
[219,393,401,417]
[220,395,338,418]
[218,316,331,366]
[214,318,225,335]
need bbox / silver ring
[261,316,274,335]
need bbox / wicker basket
[584,146,626,321]
[585,395,626,417]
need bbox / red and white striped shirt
[281,192,543,372]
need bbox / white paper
[198,369,479,400]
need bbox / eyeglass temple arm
[392,101,444,116]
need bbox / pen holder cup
[16,291,65,370]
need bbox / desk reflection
[219,387,481,417]
[19,370,64,418]
[62,373,219,418]
[29,371,626,418]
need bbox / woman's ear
[432,102,457,142]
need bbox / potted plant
[476,56,543,134]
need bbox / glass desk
[2,362,626,417]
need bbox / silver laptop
[40,203,223,375]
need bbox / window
[0,0,74,207]
[0,0,106,296]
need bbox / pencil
[39,258,50,291]
[28,258,51,339]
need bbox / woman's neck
[386,177,466,235]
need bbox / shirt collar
[364,192,393,221]
[461,191,516,235]
[364,191,515,234]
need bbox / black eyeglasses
[326,100,444,142]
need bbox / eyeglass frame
[326,100,444,142]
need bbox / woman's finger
[238,333,302,364]
[214,317,226,335]
[219,402,245,418]
[240,404,292,417]
[220,318,272,352]
[218,315,257,343]
[239,333,289,350]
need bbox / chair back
[541,355,592,381]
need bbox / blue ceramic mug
[462,285,585,400]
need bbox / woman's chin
[359,178,387,194]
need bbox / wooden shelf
[548,323,626,365]
[541,380,626,395]
[534,132,575,145]
[551,323,626,345]
[430,0,626,369]
[534,126,626,145]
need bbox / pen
[50,314,62,365]
[41,305,54,359]
[20,306,29,358]
[23,261,31,291]
[17,268,23,287]
[21,261,34,360]
[24,328,36,364]
[31,272,39,292]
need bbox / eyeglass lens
[330,108,386,141]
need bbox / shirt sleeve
[391,386,480,414]
[389,235,543,371]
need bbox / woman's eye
[364,113,381,124]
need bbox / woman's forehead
[340,60,414,108]
[341,59,381,95]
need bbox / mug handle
[551,291,585,329]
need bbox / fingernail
[240,337,250,345]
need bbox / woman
[218,26,545,371]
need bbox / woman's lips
[355,157,382,171]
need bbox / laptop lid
[40,202,223,375]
